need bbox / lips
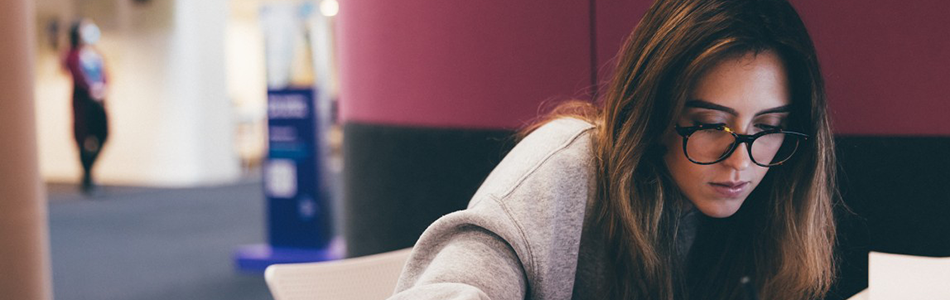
[709,181,750,198]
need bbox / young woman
[390,0,836,299]
[64,19,110,194]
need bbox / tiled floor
[47,180,272,300]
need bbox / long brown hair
[527,0,836,299]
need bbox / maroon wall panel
[797,1,950,136]
[338,0,950,134]
[337,0,592,130]
[593,0,650,85]
[593,0,950,136]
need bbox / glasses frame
[674,123,809,167]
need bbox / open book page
[869,251,950,300]
[846,288,868,300]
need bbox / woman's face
[662,51,791,218]
[80,21,100,45]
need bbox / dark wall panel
[830,136,950,299]
[342,123,514,257]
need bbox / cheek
[663,136,703,187]
[751,166,770,185]
[665,148,704,188]
[662,133,718,204]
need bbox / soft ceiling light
[320,0,339,17]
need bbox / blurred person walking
[64,19,109,194]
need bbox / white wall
[34,0,244,187]
[228,0,269,171]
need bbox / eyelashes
[685,120,786,131]
[755,124,783,130]
[691,121,724,127]
[683,112,788,130]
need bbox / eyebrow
[685,100,792,116]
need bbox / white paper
[847,289,868,300]
[869,251,950,300]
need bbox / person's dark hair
[526,0,836,299]
[68,20,83,48]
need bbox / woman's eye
[754,115,787,128]
[692,120,726,127]
[755,124,783,130]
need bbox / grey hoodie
[389,118,697,300]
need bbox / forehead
[688,51,790,114]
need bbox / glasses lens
[750,132,800,166]
[685,128,735,163]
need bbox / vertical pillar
[0,0,54,299]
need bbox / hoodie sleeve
[388,199,529,300]
[388,118,596,300]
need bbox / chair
[264,248,413,300]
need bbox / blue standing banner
[234,88,338,272]
[264,88,333,249]
[234,2,340,272]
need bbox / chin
[694,199,744,218]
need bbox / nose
[722,143,752,171]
